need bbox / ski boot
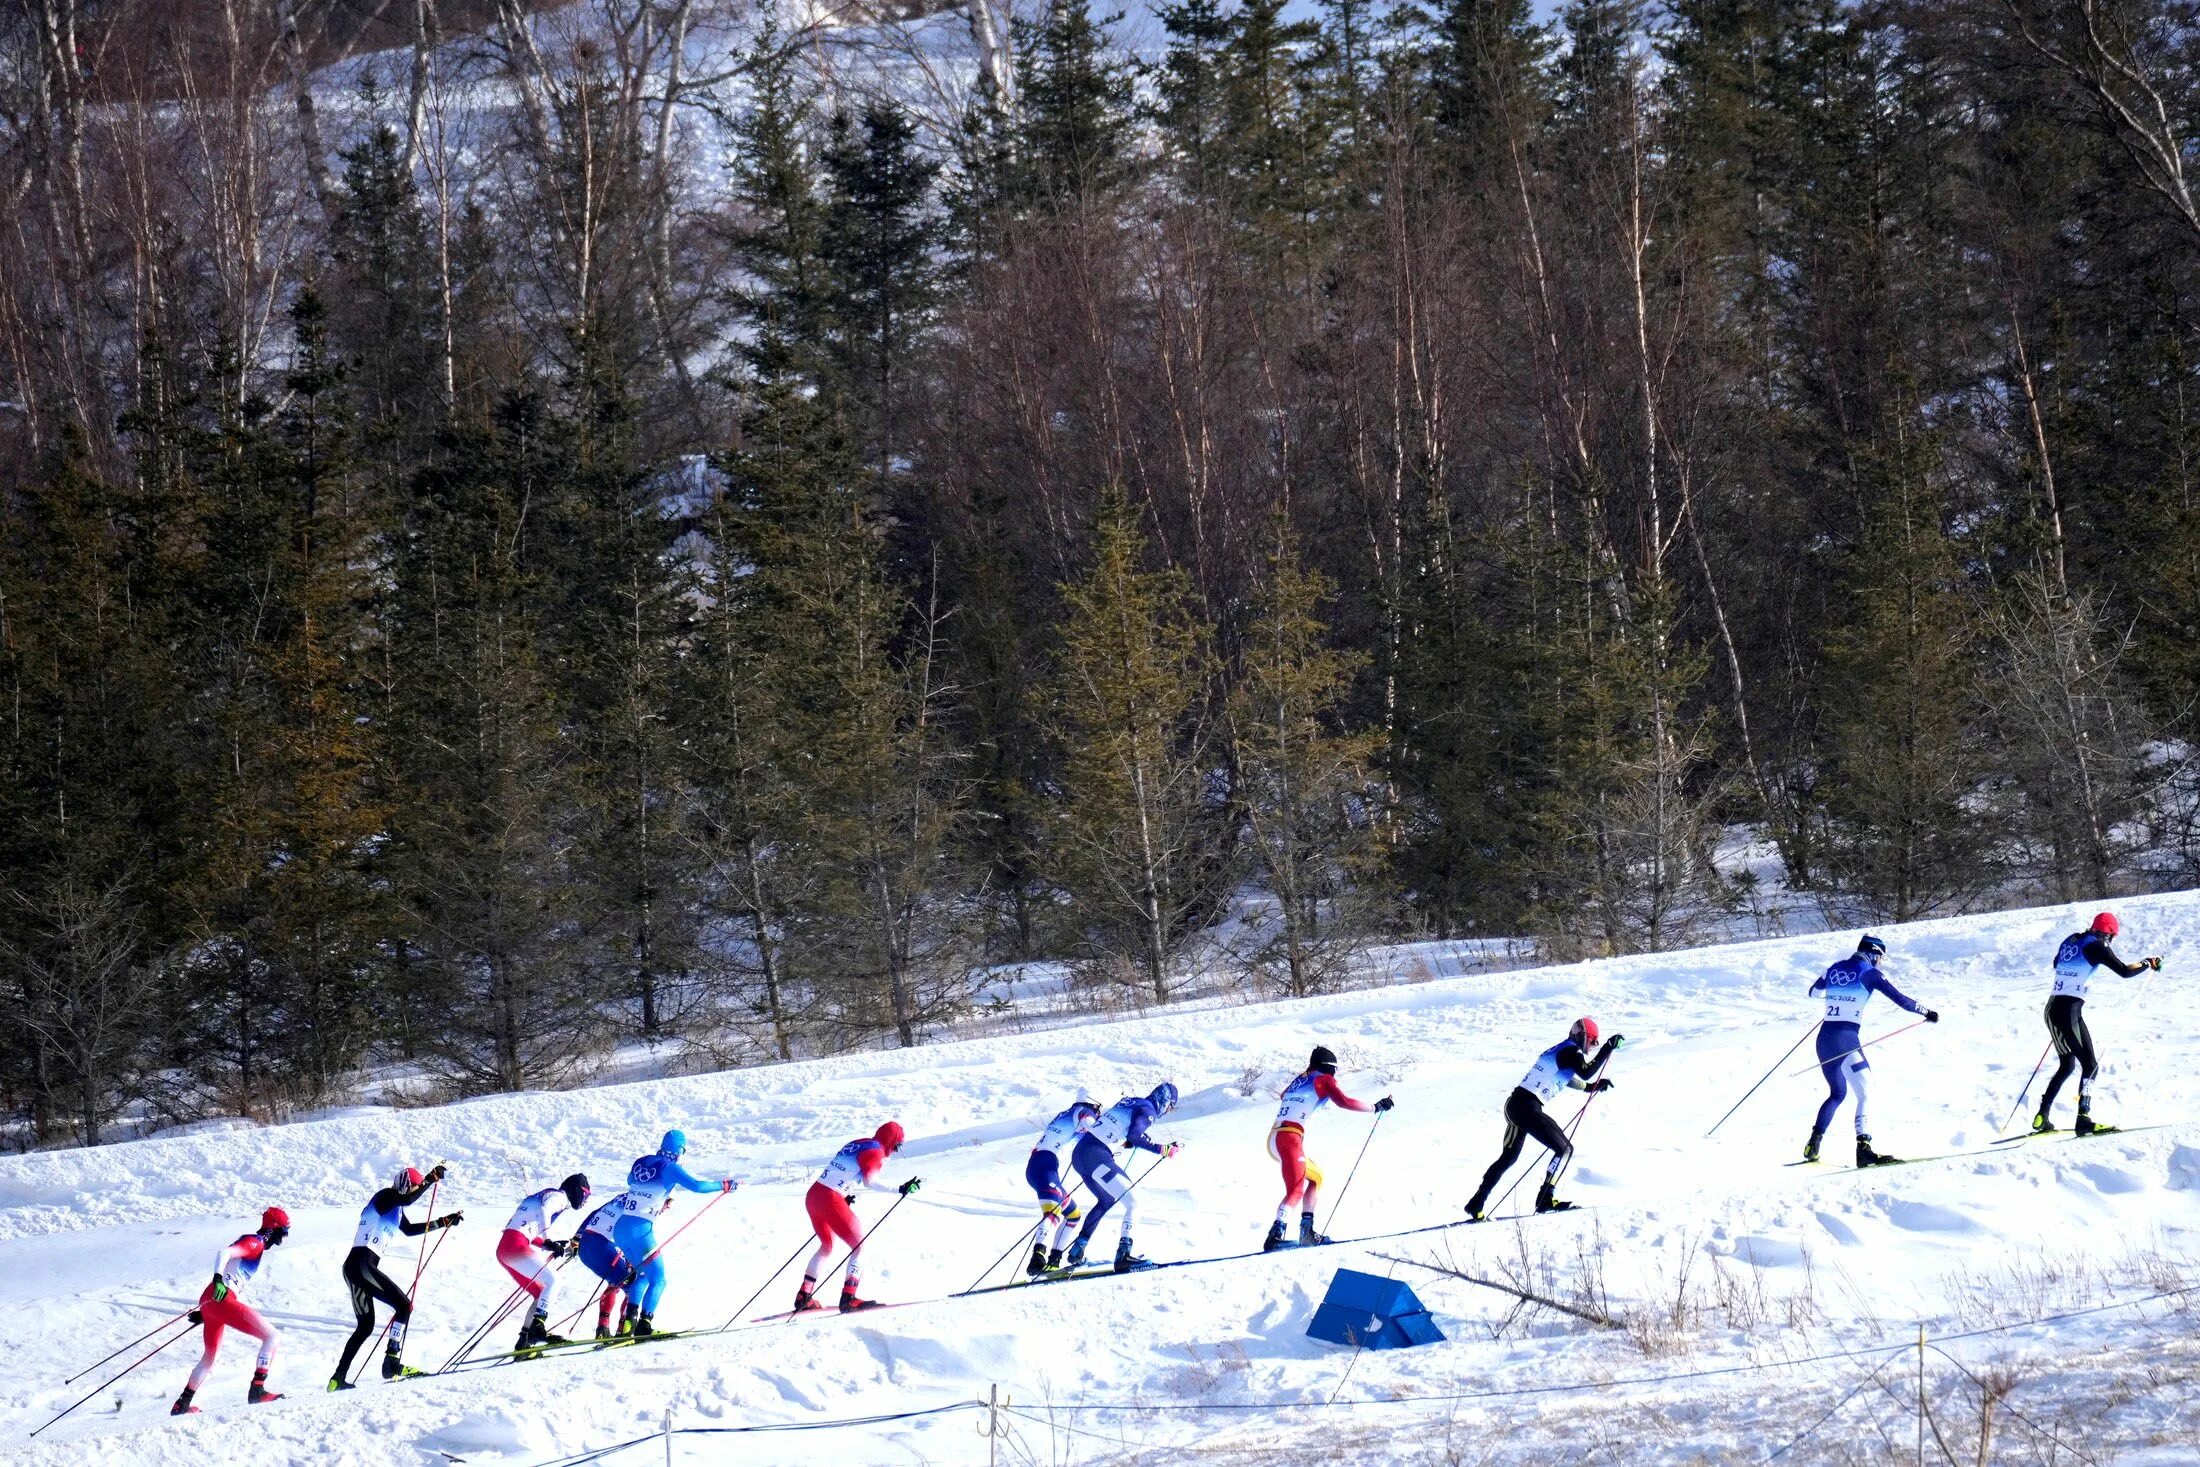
[1534,1179,1574,1214]
[616,1306,638,1338]
[1026,1242,1052,1278]
[1802,1127,1824,1163]
[593,1324,613,1341]
[326,1377,355,1393]
[534,1317,569,1348]
[171,1387,199,1416]
[632,1312,656,1339]
[382,1350,424,1381]
[1463,1190,1490,1223]
[1114,1235,1155,1274]
[1262,1219,1288,1252]
[838,1288,878,1314]
[2031,1111,2058,1135]
[248,1369,281,1405]
[1065,1235,1089,1268]
[1855,1135,1894,1167]
[1046,1246,1065,1272]
[2075,1100,2104,1136]
[1297,1213,1329,1246]
[793,1285,823,1313]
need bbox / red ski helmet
[875,1121,906,1152]
[394,1166,425,1191]
[260,1206,291,1244]
[1570,1016,1600,1049]
[2091,911,2120,938]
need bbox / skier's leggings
[333,1247,410,1383]
[1471,1088,1571,1201]
[2039,995,2097,1112]
[1812,1021,1871,1135]
[1070,1134,1134,1243]
[612,1214,666,1315]
[804,1182,865,1289]
[185,1287,276,1391]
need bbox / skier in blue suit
[1804,936,1938,1166]
[1066,1084,1182,1274]
[604,1129,735,1336]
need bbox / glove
[899,1177,923,1196]
[1924,1009,1940,1023]
[187,1308,203,1325]
[554,1238,577,1259]
[427,1163,448,1183]
[2145,956,2165,972]
[209,1275,229,1303]
[436,1212,463,1230]
[1606,1034,1626,1049]
[1586,1079,1614,1094]
[1163,1141,1183,1159]
[1373,1096,1395,1113]
[721,1178,739,1193]
[619,1264,639,1289]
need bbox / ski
[591,1329,699,1352]
[1991,1123,2162,1147]
[750,1302,923,1324]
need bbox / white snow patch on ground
[4,895,2197,1463]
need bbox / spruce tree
[1229,520,1382,994]
[1049,490,1221,999]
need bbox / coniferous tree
[1230,521,1383,994]
[1050,489,1222,999]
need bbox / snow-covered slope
[6,896,2198,1464]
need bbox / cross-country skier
[2035,912,2162,1135]
[1266,1048,1393,1250]
[1064,1084,1182,1274]
[496,1173,591,1351]
[330,1165,461,1388]
[603,1129,735,1337]
[1463,1020,1619,1219]
[574,1195,641,1340]
[1025,1093,1100,1275]
[794,1121,920,1314]
[170,1206,290,1416]
[1802,936,1938,1166]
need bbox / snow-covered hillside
[6,896,2197,1464]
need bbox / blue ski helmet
[660,1128,688,1157]
[1857,934,1887,960]
[1148,1082,1179,1114]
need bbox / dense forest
[3,0,2197,1145]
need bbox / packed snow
[4,896,2197,1464]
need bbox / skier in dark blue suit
[1804,936,1938,1166]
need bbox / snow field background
[2,895,2197,1464]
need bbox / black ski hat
[561,1173,591,1209]
[1309,1046,1338,1075]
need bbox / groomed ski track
[5,895,2198,1464]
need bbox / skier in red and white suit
[795,1122,920,1314]
[496,1173,591,1350]
[171,1207,291,1415]
[1265,1046,1392,1251]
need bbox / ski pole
[1706,1017,1818,1137]
[63,1308,192,1385]
[437,1282,531,1373]
[1319,1113,1384,1238]
[554,1188,731,1336]
[1999,1041,2055,1134]
[963,1179,1093,1292]
[719,1237,818,1331]
[30,1316,196,1438]
[1783,1019,1928,1078]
